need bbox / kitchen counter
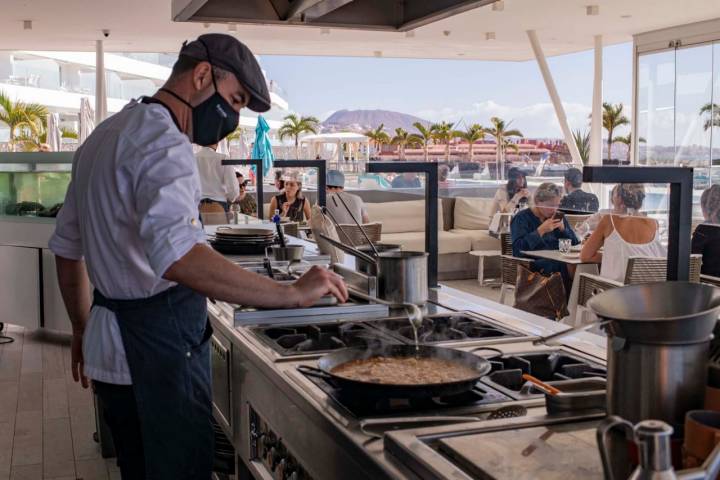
[206,237,609,480]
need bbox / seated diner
[692,184,720,277]
[492,167,530,214]
[580,183,665,282]
[268,172,312,222]
[511,182,579,284]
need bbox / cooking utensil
[275,222,287,248]
[522,373,560,396]
[297,344,491,400]
[332,194,379,256]
[543,378,606,414]
[263,256,275,279]
[356,243,402,275]
[348,287,422,329]
[360,416,481,439]
[267,245,304,262]
[376,251,428,306]
[589,282,720,480]
[532,319,610,345]
[319,234,376,265]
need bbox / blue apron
[93,285,214,480]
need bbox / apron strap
[92,285,185,312]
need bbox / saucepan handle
[297,365,333,380]
[596,415,634,480]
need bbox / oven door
[211,332,232,435]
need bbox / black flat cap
[180,33,271,113]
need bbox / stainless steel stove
[207,288,609,480]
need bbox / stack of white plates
[210,227,276,254]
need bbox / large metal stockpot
[588,282,720,479]
[376,251,428,306]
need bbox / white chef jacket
[49,99,206,385]
[195,147,239,203]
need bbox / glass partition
[0,152,72,217]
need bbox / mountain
[322,109,431,134]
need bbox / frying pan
[298,344,491,400]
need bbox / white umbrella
[46,113,61,152]
[217,138,230,155]
[79,97,95,143]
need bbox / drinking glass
[559,238,572,254]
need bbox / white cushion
[366,200,444,234]
[380,231,472,254]
[450,228,501,251]
[453,197,496,230]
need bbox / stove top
[368,313,520,344]
[251,322,397,356]
[481,351,606,400]
[301,369,512,418]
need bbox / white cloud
[415,100,628,139]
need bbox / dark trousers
[94,381,145,479]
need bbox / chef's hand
[291,266,349,307]
[537,218,563,236]
[71,332,89,389]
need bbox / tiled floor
[0,325,120,480]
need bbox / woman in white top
[491,167,531,214]
[580,184,666,282]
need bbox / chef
[49,34,348,480]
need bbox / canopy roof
[0,0,718,60]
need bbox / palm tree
[278,114,320,157]
[364,124,390,159]
[0,90,48,151]
[700,103,720,131]
[413,122,434,162]
[391,127,422,160]
[453,123,485,161]
[572,129,591,165]
[602,102,630,163]
[486,117,523,180]
[430,121,455,162]
[14,115,77,152]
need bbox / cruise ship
[0,50,291,144]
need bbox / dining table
[520,248,600,325]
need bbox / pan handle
[297,365,334,381]
[318,234,377,265]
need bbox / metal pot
[356,243,402,275]
[377,251,428,306]
[587,282,720,479]
[267,245,304,262]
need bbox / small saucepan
[355,243,402,275]
[267,245,305,263]
[298,344,491,400]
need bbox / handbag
[513,264,568,320]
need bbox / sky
[259,42,633,139]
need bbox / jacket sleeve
[511,214,545,256]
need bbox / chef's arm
[55,256,92,335]
[164,244,348,307]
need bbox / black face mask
[161,53,239,145]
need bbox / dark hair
[564,168,583,189]
[170,55,227,80]
[616,183,645,210]
[274,170,283,180]
[506,167,527,198]
[235,172,244,179]
[701,185,720,224]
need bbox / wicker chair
[199,202,229,225]
[335,222,382,247]
[577,254,703,322]
[499,233,532,305]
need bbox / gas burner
[481,351,606,400]
[252,322,396,356]
[369,314,519,344]
[301,368,512,418]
